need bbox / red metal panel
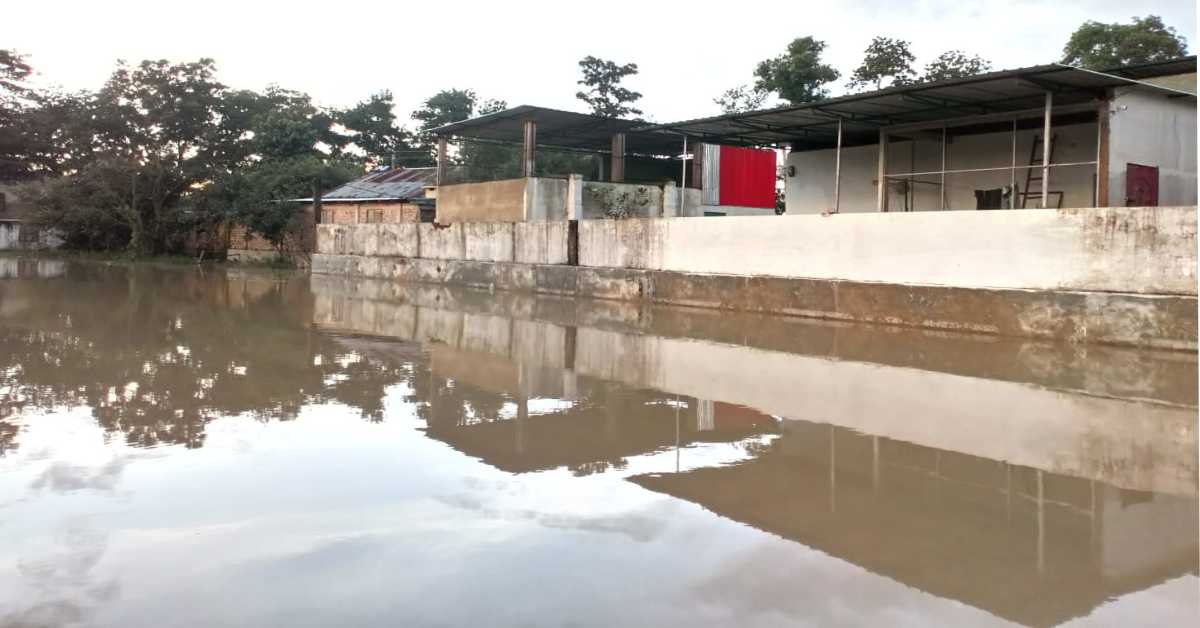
[718,145,776,209]
[1125,163,1159,206]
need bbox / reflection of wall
[310,276,1197,496]
[574,325,1196,495]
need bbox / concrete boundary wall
[579,207,1197,295]
[315,222,569,265]
[313,206,1197,348]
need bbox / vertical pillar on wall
[1042,91,1052,209]
[436,136,448,186]
[611,133,626,183]
[522,120,537,177]
[834,118,843,213]
[876,129,889,212]
[566,174,583,221]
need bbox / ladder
[1020,134,1056,208]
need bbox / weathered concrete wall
[526,178,569,221]
[436,178,528,223]
[581,181,663,219]
[1109,87,1198,207]
[311,253,1197,349]
[787,121,1100,213]
[0,221,63,251]
[577,207,1196,295]
[514,221,569,265]
[314,221,568,266]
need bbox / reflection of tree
[0,264,407,452]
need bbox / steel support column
[876,129,889,212]
[1042,92,1052,209]
[834,118,843,213]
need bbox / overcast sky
[8,0,1197,125]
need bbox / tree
[753,37,840,104]
[575,56,643,118]
[922,51,993,82]
[338,90,418,168]
[411,88,478,165]
[848,37,916,91]
[714,85,768,114]
[1062,15,1188,69]
[1,49,36,181]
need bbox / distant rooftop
[316,166,438,202]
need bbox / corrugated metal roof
[321,167,437,202]
[642,57,1197,151]
[430,105,685,155]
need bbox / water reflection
[0,262,1195,627]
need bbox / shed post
[940,125,947,210]
[833,118,843,213]
[1010,119,1017,208]
[1042,92,1052,209]
[876,129,889,212]
[1096,97,1110,206]
[611,133,626,183]
[679,134,688,214]
[522,120,537,177]
[436,136,448,186]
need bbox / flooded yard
[1,260,1196,627]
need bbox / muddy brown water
[0,259,1196,628]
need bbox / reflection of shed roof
[319,167,438,202]
[643,57,1197,150]
[430,105,685,155]
[631,419,1199,628]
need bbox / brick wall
[323,202,420,225]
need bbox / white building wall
[1108,87,1198,206]
[787,122,1100,213]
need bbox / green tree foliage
[848,37,916,91]
[753,37,840,104]
[714,85,768,114]
[1,49,39,181]
[575,56,643,118]
[17,57,381,255]
[411,88,478,165]
[337,90,419,168]
[1061,15,1188,69]
[922,51,993,82]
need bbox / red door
[1126,163,1159,207]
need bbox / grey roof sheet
[429,105,684,155]
[642,57,1196,150]
[321,167,437,201]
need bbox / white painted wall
[787,121,1100,213]
[1108,87,1198,206]
[0,222,19,250]
[578,206,1196,295]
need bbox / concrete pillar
[1042,92,1052,209]
[566,174,583,221]
[522,120,537,177]
[436,137,448,186]
[662,180,678,218]
[611,133,626,183]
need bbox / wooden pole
[522,120,537,177]
[611,133,626,183]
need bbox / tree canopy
[714,85,769,114]
[1062,15,1188,69]
[753,37,840,104]
[848,37,916,91]
[575,56,643,118]
[922,51,993,82]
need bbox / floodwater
[0,259,1197,628]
